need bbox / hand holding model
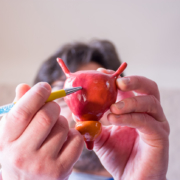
[57,58,169,180]
[94,69,170,180]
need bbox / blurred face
[51,62,111,127]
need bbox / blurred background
[0,0,180,179]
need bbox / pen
[0,86,82,117]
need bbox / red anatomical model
[57,58,127,150]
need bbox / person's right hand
[0,83,84,180]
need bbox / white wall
[0,0,180,88]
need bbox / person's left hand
[93,69,169,180]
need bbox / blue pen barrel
[0,103,15,117]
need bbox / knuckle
[32,162,45,175]
[32,159,60,178]
[150,94,158,104]
[148,95,159,113]
[33,87,47,101]
[9,105,32,122]
[37,112,54,128]
[58,115,69,132]
[141,113,148,125]
[11,153,25,169]
[133,113,147,130]
[139,113,148,129]
[36,103,61,128]
[131,97,138,110]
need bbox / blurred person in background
[0,40,169,180]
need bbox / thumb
[13,83,31,102]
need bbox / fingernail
[37,82,51,92]
[97,68,114,73]
[106,69,114,73]
[117,77,130,85]
[116,101,124,109]
[97,67,106,71]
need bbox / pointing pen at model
[0,86,82,117]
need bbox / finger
[116,76,160,101]
[13,84,31,102]
[17,101,60,151]
[116,90,135,102]
[58,129,84,170]
[108,112,166,135]
[94,125,137,168]
[108,112,153,134]
[3,82,51,142]
[110,95,166,122]
[40,115,69,157]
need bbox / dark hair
[34,39,123,85]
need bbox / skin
[0,83,84,180]
[0,62,169,180]
[94,69,170,180]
